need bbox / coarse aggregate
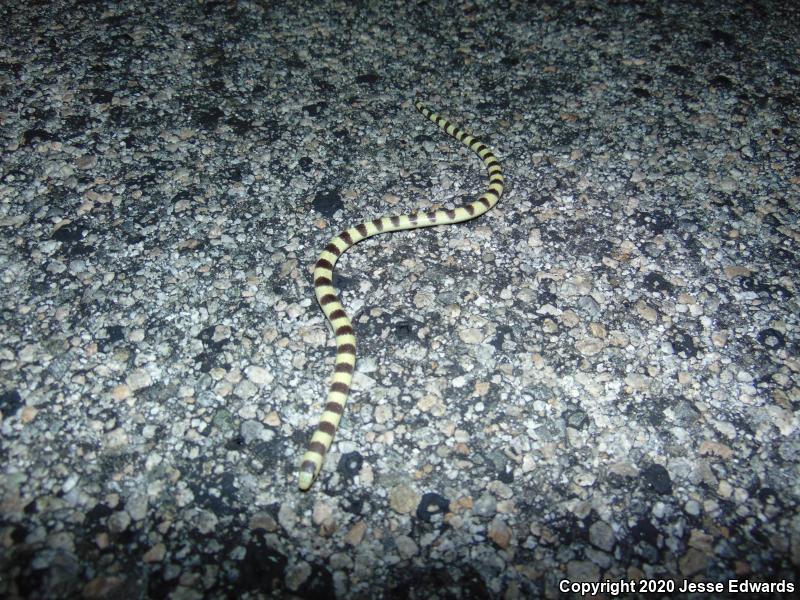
[0,0,798,598]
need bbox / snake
[299,97,504,490]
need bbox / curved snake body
[299,98,504,490]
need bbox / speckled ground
[1,0,799,598]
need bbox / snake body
[299,98,504,490]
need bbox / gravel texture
[1,0,798,598]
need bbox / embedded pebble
[389,483,419,514]
[589,521,615,552]
[567,560,599,582]
[125,369,152,390]
[108,512,131,533]
[249,513,278,532]
[110,385,131,401]
[104,429,129,450]
[241,419,273,444]
[285,561,312,592]
[473,493,497,518]
[488,481,514,499]
[458,327,485,344]
[575,337,604,356]
[244,365,273,385]
[277,504,297,532]
[196,510,218,534]
[487,517,512,549]
[313,501,335,526]
[345,521,367,546]
[126,493,149,521]
[679,548,710,576]
[395,535,419,559]
[143,543,166,563]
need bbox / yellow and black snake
[299,97,504,490]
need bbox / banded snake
[299,98,504,490]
